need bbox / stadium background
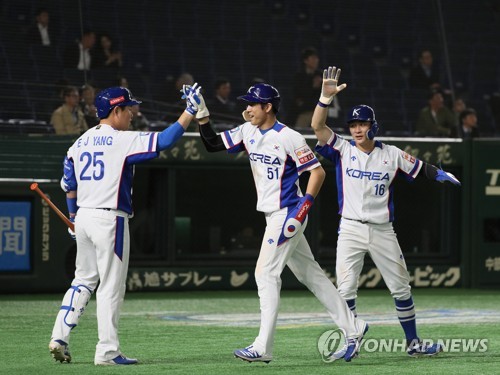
[0,0,499,293]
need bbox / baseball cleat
[94,354,138,366]
[407,341,442,357]
[234,345,272,363]
[49,339,72,363]
[344,322,369,362]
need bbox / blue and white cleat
[234,345,272,363]
[344,322,369,362]
[407,341,442,357]
[49,339,72,363]
[95,354,138,366]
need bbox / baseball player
[311,66,461,357]
[185,83,368,363]
[48,86,202,365]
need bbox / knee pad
[61,284,92,329]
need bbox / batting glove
[181,83,201,115]
[278,194,314,245]
[319,66,347,106]
[195,91,210,119]
[68,217,76,240]
[436,169,461,186]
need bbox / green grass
[0,289,499,374]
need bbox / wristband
[66,197,78,217]
[319,95,333,106]
[317,101,328,108]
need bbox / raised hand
[181,83,201,115]
[320,66,347,105]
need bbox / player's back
[68,124,158,214]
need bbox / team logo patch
[273,144,280,150]
[402,151,416,164]
[110,96,125,105]
[295,146,314,164]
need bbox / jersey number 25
[80,151,105,181]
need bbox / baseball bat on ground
[30,182,75,232]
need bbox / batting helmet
[95,87,142,119]
[237,83,281,113]
[347,104,379,140]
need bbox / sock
[394,296,418,344]
[346,298,357,317]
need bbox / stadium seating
[0,0,498,135]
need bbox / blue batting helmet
[347,104,379,140]
[95,87,142,119]
[237,83,281,113]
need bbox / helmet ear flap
[367,120,379,140]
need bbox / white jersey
[316,132,422,223]
[63,124,159,214]
[222,121,320,213]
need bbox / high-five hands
[181,83,210,118]
[319,66,347,105]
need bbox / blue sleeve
[61,156,77,192]
[157,122,185,151]
[315,144,339,163]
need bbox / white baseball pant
[51,207,130,362]
[336,218,412,301]
[251,208,364,356]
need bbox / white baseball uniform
[316,131,423,300]
[222,121,365,356]
[51,124,159,362]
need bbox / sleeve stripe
[148,133,157,152]
[223,131,234,148]
[297,159,320,172]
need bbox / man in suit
[451,108,480,138]
[26,7,56,46]
[63,30,96,71]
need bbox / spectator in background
[409,49,441,90]
[117,76,129,88]
[129,105,149,131]
[79,84,99,127]
[207,77,238,123]
[63,30,96,71]
[415,90,455,137]
[452,97,466,126]
[451,108,480,138]
[26,7,55,46]
[51,86,88,135]
[93,33,123,72]
[292,47,323,127]
[163,72,195,123]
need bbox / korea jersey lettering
[62,124,159,214]
[222,121,320,213]
[316,132,422,223]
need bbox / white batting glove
[319,66,347,106]
[195,91,210,119]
